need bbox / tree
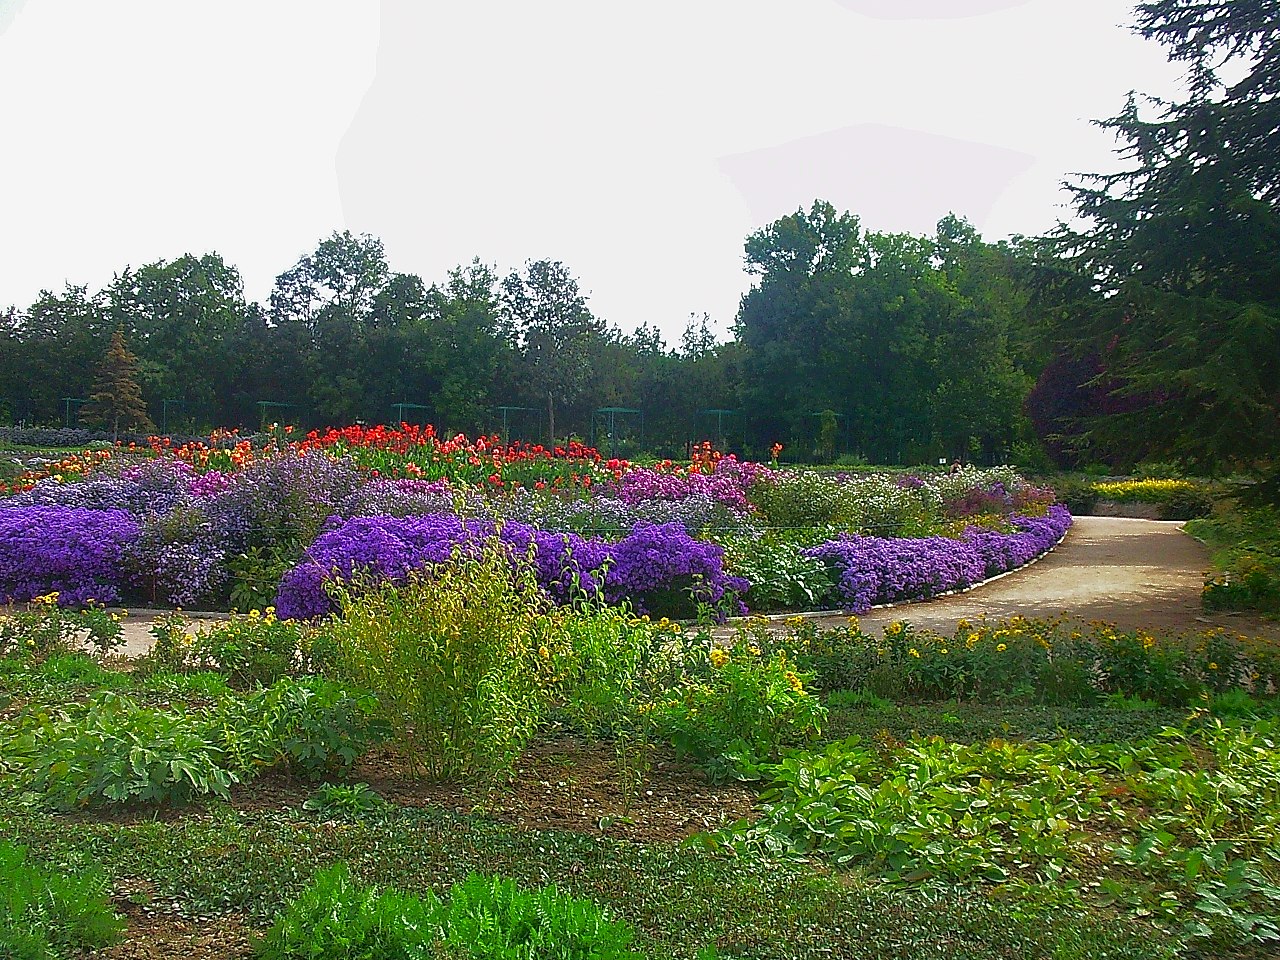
[82,327,154,440]
[107,253,257,429]
[502,260,608,445]
[1047,0,1280,477]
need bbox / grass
[0,798,1175,960]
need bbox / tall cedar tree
[82,326,154,440]
[1047,0,1280,479]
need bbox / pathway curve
[107,516,1278,658]
[762,516,1280,640]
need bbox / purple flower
[0,505,139,605]
[804,505,1072,612]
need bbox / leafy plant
[302,782,387,820]
[7,693,236,808]
[0,595,122,662]
[260,863,646,960]
[320,546,559,783]
[0,842,124,959]
[191,608,315,688]
[651,636,826,775]
[214,677,388,778]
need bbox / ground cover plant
[3,590,1280,958]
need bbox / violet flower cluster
[0,505,140,605]
[804,504,1072,612]
[274,514,747,621]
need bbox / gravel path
[107,516,1278,658]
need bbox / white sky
[0,0,1186,341]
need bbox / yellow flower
[709,647,729,668]
[784,671,804,694]
[997,643,1007,652]
[1208,662,1218,670]
[538,645,550,660]
[939,648,948,655]
[909,648,920,658]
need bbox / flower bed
[0,426,1072,617]
[804,505,1072,612]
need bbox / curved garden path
[107,517,1279,658]
[794,516,1280,640]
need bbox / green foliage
[650,636,826,774]
[214,677,388,779]
[192,609,316,688]
[0,596,122,662]
[727,719,1280,953]
[302,783,388,820]
[1190,501,1280,613]
[0,842,123,959]
[760,616,1280,707]
[7,693,236,808]
[258,861,441,960]
[723,535,835,611]
[227,545,298,614]
[438,873,644,960]
[320,549,558,783]
[260,863,645,960]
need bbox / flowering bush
[805,505,1072,612]
[274,515,747,621]
[0,506,139,605]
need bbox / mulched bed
[230,734,758,843]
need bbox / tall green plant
[320,544,558,783]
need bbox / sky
[0,0,1188,342]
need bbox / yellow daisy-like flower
[538,645,550,660]
[909,647,920,658]
[997,643,1007,652]
[709,647,730,668]
[784,671,804,694]
[1208,662,1218,670]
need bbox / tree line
[2,0,1275,480]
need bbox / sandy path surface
[106,516,1278,658]
[779,516,1280,640]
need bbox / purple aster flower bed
[0,505,140,605]
[274,514,747,621]
[804,504,1072,613]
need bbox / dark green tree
[502,260,609,445]
[1047,0,1280,477]
[82,326,154,440]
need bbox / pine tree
[1046,1,1280,478]
[82,326,154,441]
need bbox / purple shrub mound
[274,514,747,621]
[604,458,773,513]
[0,505,140,605]
[805,505,1072,613]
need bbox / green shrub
[0,596,122,662]
[302,782,387,820]
[723,535,835,611]
[0,842,124,959]
[7,693,236,808]
[651,635,826,773]
[260,863,646,960]
[214,677,389,778]
[192,609,317,688]
[749,471,853,527]
[320,546,558,783]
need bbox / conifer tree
[82,326,154,440]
